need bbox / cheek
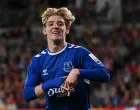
[46,29,51,35]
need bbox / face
[43,15,69,41]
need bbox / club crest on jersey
[63,61,74,72]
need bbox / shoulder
[34,49,48,58]
[31,49,48,64]
[67,43,91,54]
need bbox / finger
[64,82,71,96]
[61,83,70,91]
[61,85,69,91]
[66,83,71,96]
[60,76,68,78]
[68,90,70,96]
[61,82,71,96]
[61,82,69,93]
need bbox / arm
[66,67,110,84]
[62,67,109,89]
[24,78,65,102]
[23,57,65,102]
[79,52,110,82]
[23,58,42,102]
[79,67,110,82]
[62,48,110,93]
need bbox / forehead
[47,15,65,23]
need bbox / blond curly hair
[41,7,75,28]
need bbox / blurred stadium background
[0,0,140,110]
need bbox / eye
[58,22,64,26]
[48,23,53,26]
[59,23,63,26]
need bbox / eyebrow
[47,21,53,23]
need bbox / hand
[66,69,80,87]
[61,82,71,96]
[61,69,80,96]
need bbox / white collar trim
[48,43,67,55]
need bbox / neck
[48,40,66,53]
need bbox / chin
[52,36,62,40]
[52,34,62,38]
[52,37,61,40]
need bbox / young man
[23,7,110,110]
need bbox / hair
[41,7,75,28]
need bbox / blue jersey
[24,43,110,110]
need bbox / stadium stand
[0,0,140,109]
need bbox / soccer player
[23,7,110,110]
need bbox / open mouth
[52,31,60,34]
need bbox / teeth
[52,31,59,34]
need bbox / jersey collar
[48,42,67,55]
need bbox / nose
[54,23,59,28]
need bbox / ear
[66,28,70,34]
[42,27,47,35]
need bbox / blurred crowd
[0,22,140,109]
[0,0,140,109]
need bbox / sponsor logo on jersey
[48,87,75,98]
[63,61,74,72]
